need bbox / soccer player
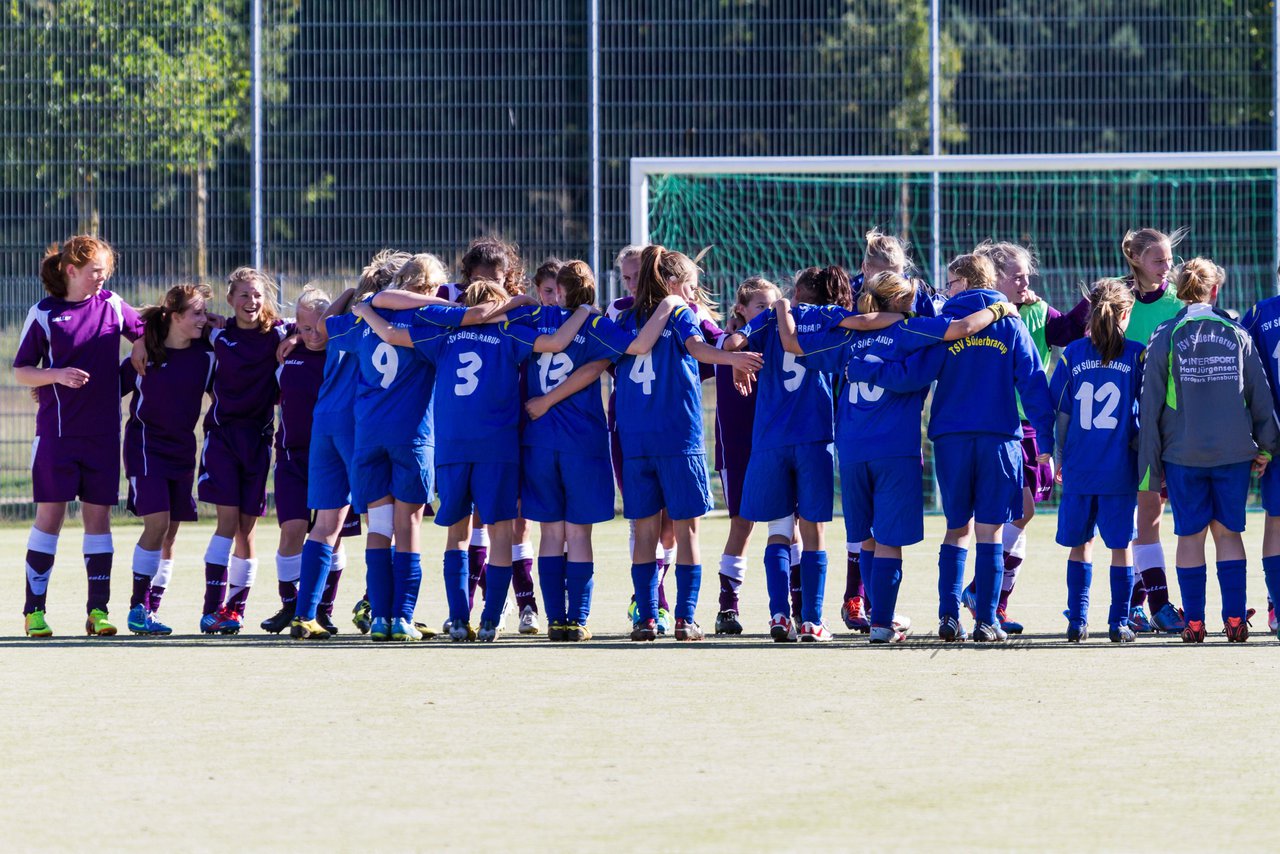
[711,276,780,635]
[120,284,215,636]
[533,258,564,306]
[615,245,762,642]
[1242,274,1280,638]
[191,267,292,634]
[13,236,143,637]
[1138,258,1278,643]
[519,261,683,640]
[846,253,1057,642]
[1048,280,1145,642]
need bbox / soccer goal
[629,153,1280,309]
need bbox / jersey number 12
[1074,380,1120,430]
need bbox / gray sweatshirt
[1138,303,1279,489]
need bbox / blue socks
[365,547,393,620]
[1216,559,1247,621]
[675,563,701,622]
[538,555,568,625]
[1176,564,1208,623]
[566,560,594,624]
[763,543,791,618]
[1108,565,1134,628]
[869,556,902,628]
[392,550,421,622]
[481,564,514,623]
[295,540,332,621]
[799,550,827,625]
[442,549,469,623]
[1065,560,1092,628]
[631,562,659,621]
[1263,555,1280,626]
[938,544,967,619]
[974,542,1002,624]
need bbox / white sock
[228,556,258,592]
[470,528,490,548]
[790,543,802,565]
[25,527,59,595]
[83,532,113,556]
[662,547,675,567]
[512,542,534,562]
[719,554,747,587]
[276,552,301,584]
[332,547,347,572]
[132,545,162,578]
[153,559,174,588]
[204,534,233,567]
[1133,542,1165,573]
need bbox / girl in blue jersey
[1138,259,1277,643]
[616,245,763,641]
[782,270,1015,642]
[520,261,683,640]
[1048,281,1145,643]
[1242,279,1280,638]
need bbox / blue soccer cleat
[1109,623,1136,643]
[656,607,672,635]
[1128,605,1153,632]
[200,607,241,635]
[1066,621,1088,643]
[960,585,978,620]
[370,617,392,642]
[997,607,1024,635]
[1150,602,1186,634]
[128,604,150,635]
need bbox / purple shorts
[198,424,272,516]
[610,428,625,492]
[1020,421,1054,503]
[274,448,310,524]
[716,445,751,519]
[128,471,197,522]
[32,434,120,505]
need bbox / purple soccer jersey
[713,362,755,473]
[120,340,215,478]
[275,344,326,453]
[204,319,291,433]
[13,289,143,438]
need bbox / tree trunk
[194,163,208,281]
[75,170,100,236]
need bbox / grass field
[2,513,1279,851]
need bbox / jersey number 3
[1074,380,1120,430]
[455,352,482,396]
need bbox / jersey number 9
[372,342,399,389]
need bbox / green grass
[1,514,1278,849]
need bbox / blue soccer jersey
[521,308,635,459]
[1048,338,1145,495]
[326,304,465,446]
[614,304,705,458]
[414,320,537,465]
[739,303,851,449]
[1243,296,1280,411]
[311,345,359,438]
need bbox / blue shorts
[435,461,519,527]
[1055,493,1137,549]
[308,431,365,513]
[621,453,713,521]
[739,442,835,523]
[1261,462,1280,516]
[933,433,1023,529]
[1164,461,1251,535]
[521,447,615,525]
[352,440,433,507]
[840,456,924,547]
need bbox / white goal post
[630,152,1280,296]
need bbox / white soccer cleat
[892,613,912,633]
[496,599,512,632]
[518,605,540,635]
[869,625,908,644]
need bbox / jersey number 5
[782,352,806,392]
[1074,380,1120,430]
[372,342,399,389]
[456,352,482,396]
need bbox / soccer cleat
[259,605,294,634]
[518,605,540,635]
[841,596,871,632]
[891,614,912,633]
[1180,619,1206,643]
[1224,609,1254,643]
[656,608,672,636]
[24,610,52,638]
[127,604,172,636]
[290,618,331,640]
[937,615,968,642]
[316,611,340,636]
[996,607,1023,635]
[208,607,242,635]
[477,619,500,642]
[496,600,512,633]
[1109,624,1136,643]
[1128,605,1153,632]
[412,621,435,639]
[626,599,639,625]
[85,608,117,637]
[391,617,423,642]
[972,620,1007,643]
[1269,603,1278,633]
[547,622,568,642]
[564,622,592,642]
[1150,602,1186,634]
[798,621,834,642]
[960,585,978,620]
[351,598,372,634]
[630,618,658,642]
[1066,622,1088,643]
[869,625,908,644]
[370,617,392,642]
[448,621,476,642]
[674,619,704,641]
[715,609,743,635]
[769,613,797,643]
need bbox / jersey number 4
[630,352,657,396]
[1074,380,1120,430]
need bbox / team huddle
[14,227,1280,645]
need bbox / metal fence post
[251,0,264,271]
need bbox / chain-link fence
[0,1,1275,516]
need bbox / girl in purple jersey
[711,276,781,634]
[121,284,215,636]
[194,267,292,635]
[13,236,143,638]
